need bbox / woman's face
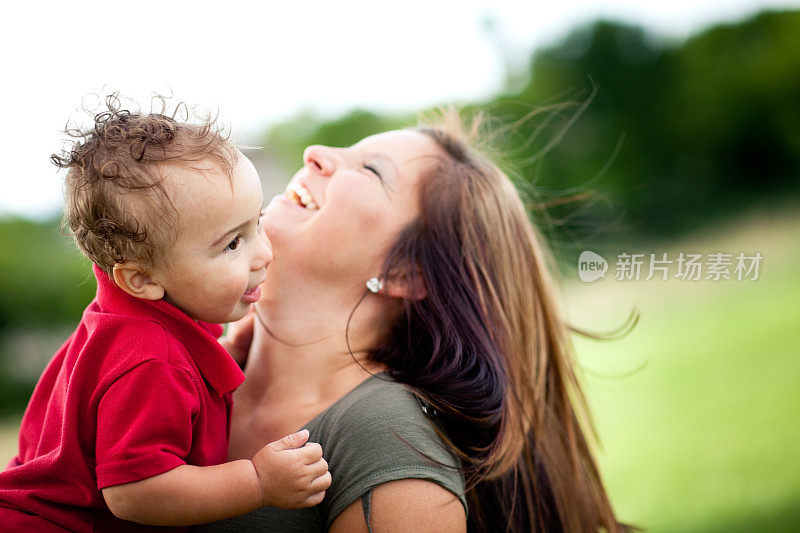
[262,129,441,283]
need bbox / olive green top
[196,372,467,532]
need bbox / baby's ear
[112,262,165,301]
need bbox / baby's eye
[225,235,242,252]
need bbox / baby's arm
[102,429,331,526]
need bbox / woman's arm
[329,479,466,533]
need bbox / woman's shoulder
[310,372,452,462]
[313,372,425,428]
[309,372,467,529]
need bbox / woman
[200,110,628,532]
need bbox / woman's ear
[383,268,427,300]
[112,262,165,301]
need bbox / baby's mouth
[242,285,261,303]
[285,182,319,211]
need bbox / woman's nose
[303,145,336,176]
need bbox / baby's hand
[251,429,331,509]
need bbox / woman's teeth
[286,182,319,211]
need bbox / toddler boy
[0,99,330,531]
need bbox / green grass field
[1,207,798,530]
[566,207,800,531]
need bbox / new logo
[578,251,608,283]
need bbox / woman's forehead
[357,129,440,162]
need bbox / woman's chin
[263,197,314,244]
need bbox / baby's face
[151,152,272,323]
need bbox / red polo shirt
[0,265,245,532]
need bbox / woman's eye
[364,165,382,179]
[225,235,242,252]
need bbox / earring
[366,277,383,293]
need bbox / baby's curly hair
[52,94,237,276]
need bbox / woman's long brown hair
[370,109,631,532]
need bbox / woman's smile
[285,181,319,210]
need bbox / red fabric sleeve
[95,360,200,489]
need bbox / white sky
[1,0,797,218]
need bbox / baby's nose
[252,228,273,270]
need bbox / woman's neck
[239,265,390,409]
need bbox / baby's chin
[186,305,249,325]
[223,304,254,325]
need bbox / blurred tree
[0,217,94,414]
[662,10,800,217]
[486,19,671,247]
[492,10,800,240]
[0,218,94,329]
[260,10,800,247]
[265,109,409,171]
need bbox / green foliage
[260,10,800,249]
[0,218,94,415]
[496,10,800,242]
[0,217,94,329]
[0,379,34,417]
[265,108,411,171]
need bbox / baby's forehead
[158,153,261,243]
[141,161,230,228]
[158,158,235,199]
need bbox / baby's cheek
[221,281,243,301]
[229,273,251,297]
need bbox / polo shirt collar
[92,264,245,395]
